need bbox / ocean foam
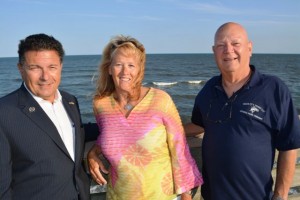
[153,82,178,86]
[187,80,202,84]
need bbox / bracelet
[184,190,192,196]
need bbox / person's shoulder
[206,76,220,85]
[260,73,289,90]
[93,95,111,108]
[0,88,21,113]
[151,87,171,98]
[194,76,219,101]
[253,66,282,84]
[151,87,166,94]
[200,76,219,91]
[261,73,283,82]
[254,72,292,101]
[0,88,20,104]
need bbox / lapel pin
[29,107,35,112]
[69,101,75,105]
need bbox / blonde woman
[88,35,203,200]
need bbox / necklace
[124,103,134,110]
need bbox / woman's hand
[181,191,192,200]
[87,145,109,185]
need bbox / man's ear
[17,63,23,73]
[17,63,25,80]
[248,41,253,57]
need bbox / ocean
[0,54,299,124]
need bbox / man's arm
[0,126,12,199]
[184,122,204,137]
[273,149,298,200]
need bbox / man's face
[212,24,252,74]
[18,50,62,103]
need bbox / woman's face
[109,49,140,93]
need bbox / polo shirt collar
[247,65,261,88]
[214,65,260,92]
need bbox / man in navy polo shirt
[185,22,300,200]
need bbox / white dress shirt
[24,84,75,161]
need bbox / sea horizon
[0,53,299,123]
[1,52,299,59]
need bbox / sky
[1,0,300,57]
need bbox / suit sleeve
[0,125,12,199]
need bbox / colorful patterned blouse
[95,87,203,200]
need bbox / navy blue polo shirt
[192,65,300,200]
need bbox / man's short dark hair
[18,33,65,65]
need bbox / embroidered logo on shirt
[249,106,259,114]
[240,103,265,120]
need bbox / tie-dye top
[94,87,203,200]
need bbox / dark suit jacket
[0,84,90,200]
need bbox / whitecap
[153,82,178,86]
[187,80,202,84]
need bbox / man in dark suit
[0,34,90,199]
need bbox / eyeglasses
[205,93,238,124]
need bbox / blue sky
[1,0,300,57]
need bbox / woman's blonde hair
[94,35,146,99]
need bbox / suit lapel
[61,92,83,164]
[18,85,71,158]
